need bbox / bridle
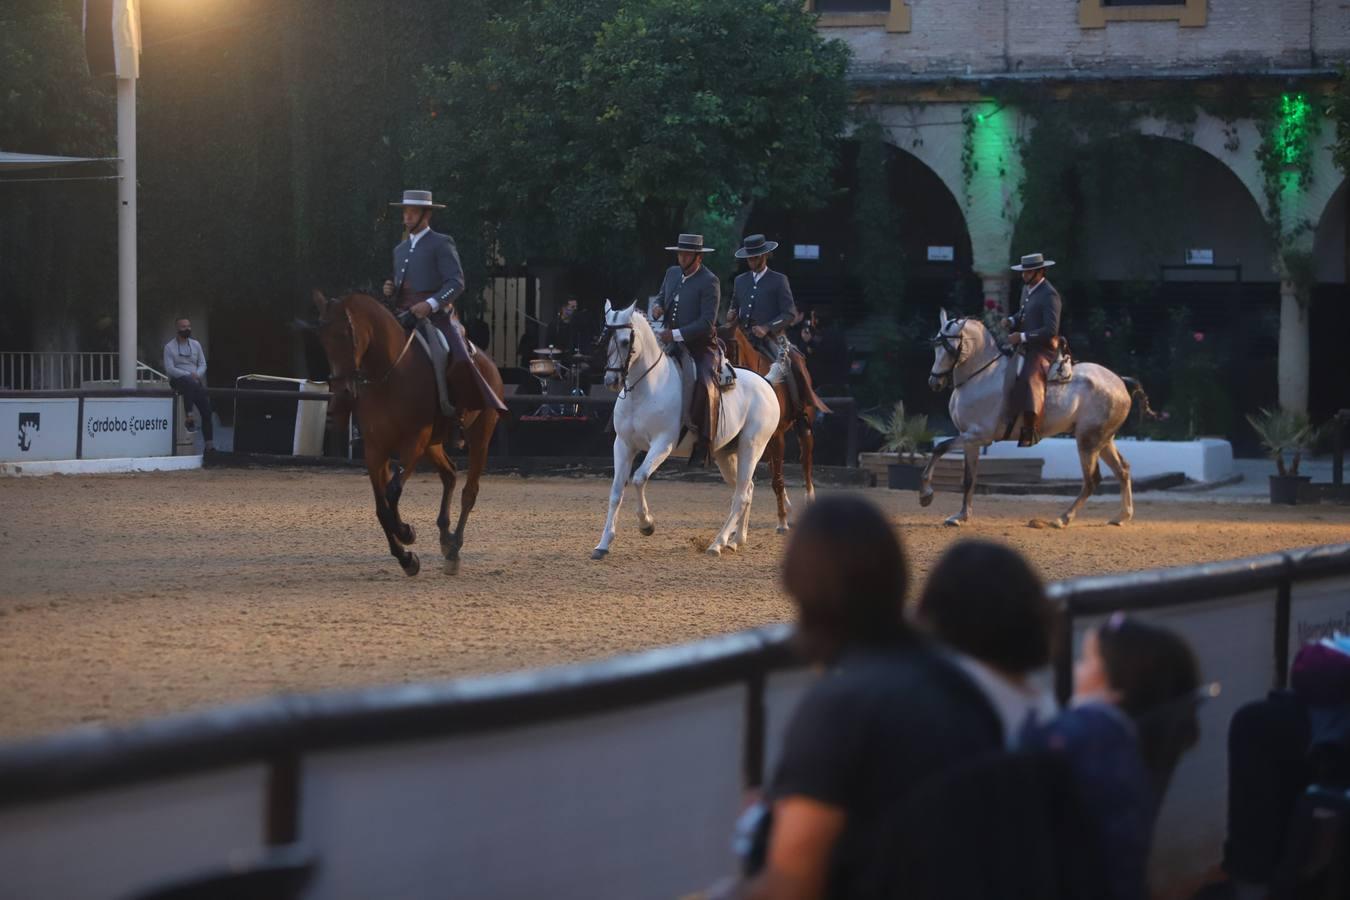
[324,307,418,402]
[602,319,662,398]
[929,318,1003,389]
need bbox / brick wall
[827,0,1348,75]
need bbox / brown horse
[311,290,503,575]
[717,324,828,532]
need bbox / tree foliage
[410,0,850,297]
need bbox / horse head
[928,308,971,391]
[601,299,646,392]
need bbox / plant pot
[1269,474,1311,505]
[887,461,924,491]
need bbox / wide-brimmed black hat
[389,189,445,209]
[734,234,779,259]
[1010,252,1056,271]
[664,233,715,253]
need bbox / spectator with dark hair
[915,539,1058,747]
[740,497,1002,900]
[1034,614,1203,900]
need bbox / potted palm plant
[1245,407,1316,505]
[860,401,934,490]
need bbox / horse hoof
[919,492,934,508]
[706,547,722,557]
[1108,516,1130,527]
[639,523,655,537]
[401,552,420,576]
[776,525,790,535]
[398,523,416,545]
[943,516,964,528]
[591,548,608,560]
[443,557,460,575]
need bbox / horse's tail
[1120,376,1161,423]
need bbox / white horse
[920,309,1151,529]
[591,300,780,558]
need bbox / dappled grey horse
[921,310,1152,528]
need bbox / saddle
[1048,337,1074,383]
[412,319,477,418]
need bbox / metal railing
[0,352,168,391]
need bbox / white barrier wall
[81,396,175,459]
[1289,573,1350,658]
[0,765,269,900]
[0,398,79,462]
[983,437,1234,482]
[299,686,746,900]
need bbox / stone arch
[744,130,977,317]
[877,103,1022,278]
[1135,113,1270,224]
[1010,130,1276,282]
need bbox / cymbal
[533,348,562,357]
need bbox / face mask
[178,328,191,338]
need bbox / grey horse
[919,310,1152,528]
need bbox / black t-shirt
[769,643,1002,900]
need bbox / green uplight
[1275,92,1311,167]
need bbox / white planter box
[979,437,1233,482]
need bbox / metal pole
[117,77,137,389]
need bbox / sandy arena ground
[1,468,1347,741]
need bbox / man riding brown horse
[1004,252,1063,447]
[725,233,828,419]
[389,189,508,416]
[654,233,722,453]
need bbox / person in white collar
[914,539,1058,749]
[163,317,213,451]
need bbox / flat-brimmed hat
[664,233,715,253]
[389,189,445,209]
[734,234,779,259]
[1010,252,1055,271]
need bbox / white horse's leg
[732,442,763,548]
[1048,440,1102,529]
[593,437,635,559]
[1100,438,1133,525]
[919,437,959,508]
[945,441,982,527]
[632,432,678,535]
[707,448,742,556]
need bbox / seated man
[163,316,213,451]
[388,189,507,415]
[727,234,828,416]
[1005,252,1062,447]
[654,233,721,448]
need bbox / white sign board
[1185,249,1214,265]
[0,398,80,462]
[927,245,955,262]
[81,397,174,459]
[792,244,820,261]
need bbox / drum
[529,358,558,378]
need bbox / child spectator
[1034,614,1204,900]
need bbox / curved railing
[1,543,1347,900]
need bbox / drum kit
[529,346,591,416]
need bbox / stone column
[978,271,1012,315]
[1277,278,1310,413]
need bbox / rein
[328,310,419,400]
[603,322,664,398]
[929,318,1005,389]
